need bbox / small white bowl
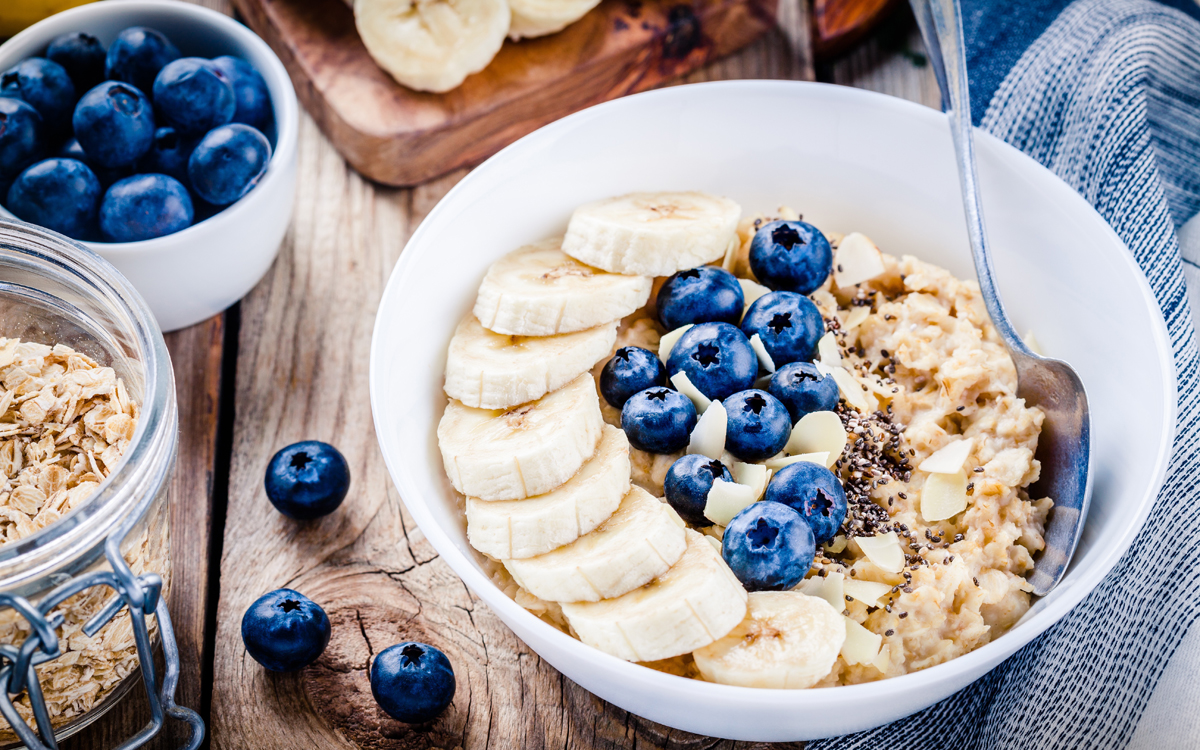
[369,81,1177,740]
[0,0,298,332]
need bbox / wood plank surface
[230,0,777,187]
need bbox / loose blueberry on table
[620,387,697,454]
[370,642,456,723]
[240,588,331,672]
[722,501,816,591]
[665,321,758,401]
[769,361,839,423]
[600,345,666,408]
[723,389,792,462]
[656,265,744,329]
[740,290,825,366]
[765,461,849,545]
[265,440,351,520]
[749,219,833,294]
[665,454,733,526]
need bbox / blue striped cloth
[814,1,1200,747]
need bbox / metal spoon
[909,0,1092,595]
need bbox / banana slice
[562,192,742,277]
[354,0,511,93]
[474,237,652,336]
[466,425,631,559]
[504,486,686,602]
[692,591,846,689]
[508,0,601,38]
[561,529,748,662]
[444,314,616,409]
[438,373,602,500]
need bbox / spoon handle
[910,0,1031,356]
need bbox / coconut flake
[785,411,846,465]
[918,438,973,474]
[920,470,969,522]
[834,233,886,288]
[855,532,904,573]
[749,334,777,373]
[739,278,771,311]
[842,579,892,608]
[670,370,712,413]
[817,332,842,367]
[703,479,759,526]
[841,617,883,665]
[659,324,694,360]
[686,400,727,459]
[732,461,770,500]
[829,366,871,412]
[844,306,871,330]
[799,571,845,613]
[705,535,723,554]
[764,451,830,471]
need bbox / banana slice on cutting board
[443,314,616,409]
[507,0,602,38]
[354,0,511,93]
[692,591,846,689]
[474,237,652,336]
[561,529,749,662]
[466,425,631,559]
[562,192,742,277]
[504,486,686,602]
[438,373,602,500]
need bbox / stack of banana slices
[354,0,606,94]
[438,192,757,664]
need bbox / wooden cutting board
[229,0,776,186]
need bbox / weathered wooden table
[61,2,937,747]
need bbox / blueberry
[664,454,732,526]
[740,291,824,366]
[99,174,192,242]
[7,158,101,240]
[211,55,272,131]
[665,322,757,401]
[46,32,107,93]
[58,137,85,160]
[265,440,351,520]
[73,81,155,168]
[722,501,815,591]
[240,588,330,672]
[0,98,44,185]
[105,27,180,95]
[769,361,839,423]
[1,58,76,139]
[152,58,235,135]
[749,220,833,294]
[600,346,666,408]
[57,138,130,187]
[764,461,848,544]
[723,389,791,462]
[620,387,697,454]
[656,266,744,330]
[188,123,271,206]
[137,127,196,184]
[370,642,456,724]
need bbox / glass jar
[0,220,202,749]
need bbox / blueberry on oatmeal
[620,387,697,454]
[723,389,791,462]
[656,265,744,329]
[665,454,733,526]
[749,220,832,294]
[666,322,757,401]
[740,291,824,367]
[600,346,666,408]
[765,461,848,544]
[723,501,815,591]
[769,361,839,423]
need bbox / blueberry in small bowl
[188,123,271,206]
[370,642,456,724]
[241,588,331,672]
[265,440,351,520]
[153,57,235,135]
[656,265,744,330]
[73,81,155,169]
[665,454,733,526]
[211,55,272,131]
[105,26,181,94]
[100,173,193,242]
[1,58,76,139]
[749,220,833,294]
[769,361,839,423]
[764,461,848,544]
[621,387,697,454]
[723,389,791,462]
[722,501,815,591]
[666,321,758,401]
[0,97,45,185]
[46,32,107,93]
[600,346,666,408]
[7,157,101,240]
[136,127,196,185]
[740,291,824,367]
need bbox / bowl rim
[0,0,300,255]
[369,79,1178,706]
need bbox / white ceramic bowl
[0,0,298,332]
[369,81,1176,741]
